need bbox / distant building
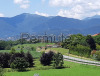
[92,33,100,36]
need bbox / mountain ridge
[0,13,100,38]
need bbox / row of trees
[0,50,64,71]
[0,51,34,71]
[0,39,39,50]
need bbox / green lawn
[5,60,100,76]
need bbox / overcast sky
[0,0,100,19]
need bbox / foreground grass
[5,60,100,76]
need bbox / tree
[26,51,34,67]
[53,52,64,68]
[10,48,16,54]
[86,35,96,50]
[40,51,54,66]
[0,40,7,50]
[61,34,85,49]
[10,57,29,71]
[0,53,11,68]
[93,35,100,45]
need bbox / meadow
[1,43,100,76]
[5,60,100,76]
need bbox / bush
[0,53,11,68]
[40,51,54,66]
[69,45,91,57]
[53,52,64,69]
[10,57,29,71]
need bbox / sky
[0,0,100,19]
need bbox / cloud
[42,0,45,2]
[49,0,100,19]
[20,4,30,9]
[0,13,4,17]
[14,0,30,9]
[35,11,49,17]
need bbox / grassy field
[5,60,100,76]
[13,43,54,50]
[0,43,54,58]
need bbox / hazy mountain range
[0,13,100,38]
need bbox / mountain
[84,15,100,20]
[0,13,100,38]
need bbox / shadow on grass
[53,66,70,69]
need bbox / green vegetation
[0,52,34,69]
[5,60,100,76]
[86,35,96,50]
[53,52,64,68]
[1,37,100,76]
[40,51,54,66]
[61,34,97,58]
[93,35,100,45]
[69,44,91,57]
[0,67,4,76]
[10,57,29,71]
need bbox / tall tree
[86,35,96,50]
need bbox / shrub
[26,51,34,67]
[40,51,54,66]
[69,45,91,57]
[53,52,64,69]
[10,57,29,71]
